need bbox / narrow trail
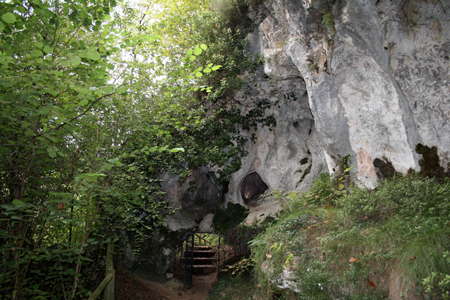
[117,270,217,300]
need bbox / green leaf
[211,65,222,71]
[12,199,26,207]
[46,88,58,97]
[0,22,4,32]
[77,173,106,179]
[79,99,89,106]
[64,55,81,67]
[200,43,208,50]
[30,49,43,58]
[47,146,58,158]
[193,47,202,56]
[43,45,53,54]
[169,147,185,153]
[143,34,160,42]
[1,13,17,24]
[195,71,203,78]
[81,48,101,61]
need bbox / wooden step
[184,250,216,255]
[194,245,213,249]
[192,249,215,253]
[182,257,216,261]
[181,258,216,264]
[192,264,216,269]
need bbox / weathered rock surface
[226,0,450,209]
[225,67,326,207]
[162,167,224,231]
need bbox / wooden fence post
[104,242,115,300]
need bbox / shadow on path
[117,270,217,300]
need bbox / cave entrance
[175,232,222,288]
[240,171,268,205]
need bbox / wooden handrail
[88,242,115,300]
[88,271,114,300]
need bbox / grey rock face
[227,0,450,205]
[198,213,215,233]
[226,67,326,207]
[162,167,223,231]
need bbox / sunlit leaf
[80,48,101,61]
[169,147,185,153]
[64,55,81,67]
[193,46,202,56]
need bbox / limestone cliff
[226,0,449,211]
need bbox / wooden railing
[88,242,115,300]
[175,232,222,287]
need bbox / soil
[116,270,217,300]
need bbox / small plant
[321,12,335,35]
[222,257,254,276]
[421,251,450,300]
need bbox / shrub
[341,176,450,222]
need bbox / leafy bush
[422,251,450,300]
[341,176,450,221]
[221,257,254,276]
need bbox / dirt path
[117,270,217,300]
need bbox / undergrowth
[249,175,450,299]
[207,273,260,300]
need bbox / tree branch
[33,93,114,139]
